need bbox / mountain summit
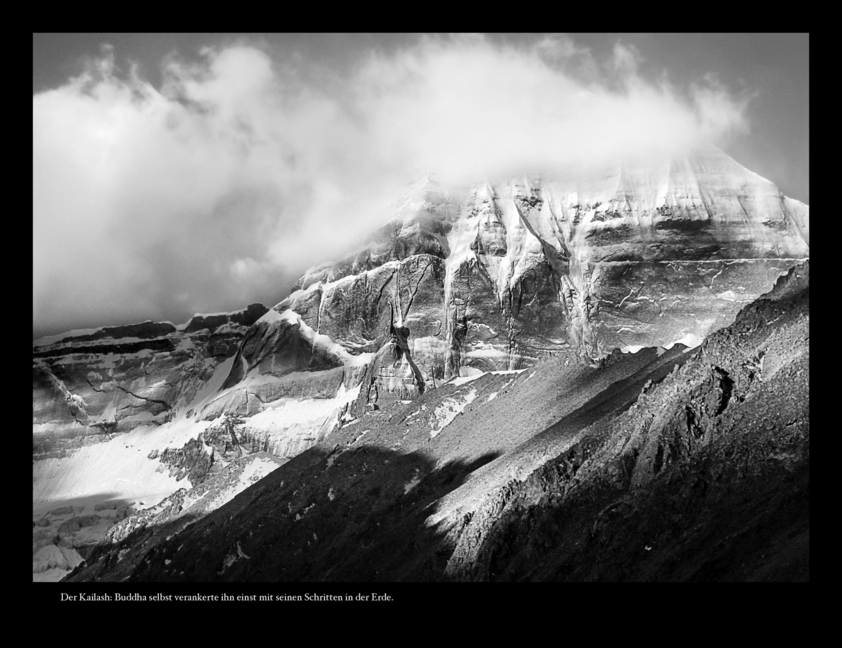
[277,142,807,377]
[34,144,808,582]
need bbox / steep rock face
[438,263,809,582]
[33,146,808,453]
[71,262,806,583]
[32,303,268,460]
[156,144,807,479]
[36,144,808,581]
[67,341,693,582]
[257,144,807,399]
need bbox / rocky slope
[279,142,808,378]
[149,143,807,479]
[32,303,280,580]
[33,303,269,460]
[36,452,285,582]
[66,262,807,582]
[37,143,808,582]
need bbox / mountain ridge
[34,144,808,582]
[64,261,808,582]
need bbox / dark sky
[33,33,809,339]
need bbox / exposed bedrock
[36,145,807,458]
[440,263,809,582]
[248,144,808,396]
[33,145,809,513]
[73,262,806,583]
[32,304,268,458]
[60,453,286,583]
[221,314,345,390]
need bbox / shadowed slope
[67,336,697,581]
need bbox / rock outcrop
[62,452,285,583]
[67,262,806,582]
[32,303,269,460]
[263,143,808,395]
[34,146,807,457]
[36,143,809,583]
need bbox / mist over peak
[34,35,772,339]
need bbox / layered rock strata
[251,143,808,403]
[67,262,807,582]
[33,303,269,459]
[35,144,809,578]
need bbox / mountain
[33,303,269,455]
[33,143,809,581]
[65,261,809,582]
[284,141,807,369]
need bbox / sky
[33,33,809,339]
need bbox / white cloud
[534,35,591,62]
[612,41,642,76]
[33,35,750,336]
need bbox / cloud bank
[33,34,750,337]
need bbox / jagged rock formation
[33,303,269,460]
[33,502,136,582]
[439,263,809,581]
[33,146,807,462]
[187,143,808,468]
[260,143,808,406]
[37,143,809,582]
[32,303,276,582]
[67,262,806,582]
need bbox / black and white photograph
[33,33,809,586]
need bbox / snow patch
[621,345,646,354]
[665,333,702,349]
[279,309,371,367]
[404,469,422,494]
[174,337,195,353]
[716,290,752,302]
[463,346,509,359]
[448,372,484,387]
[218,541,250,574]
[33,416,213,515]
[180,355,236,418]
[236,456,281,490]
[430,388,478,438]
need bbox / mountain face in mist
[249,142,808,400]
[33,143,808,582]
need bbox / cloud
[690,73,752,142]
[534,34,592,62]
[33,35,750,337]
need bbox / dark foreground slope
[440,262,809,582]
[67,262,808,582]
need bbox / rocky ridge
[281,143,807,371]
[33,303,269,459]
[160,143,809,478]
[66,262,808,582]
[36,144,808,582]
